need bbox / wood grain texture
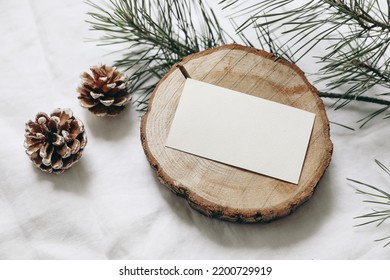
[141,44,333,223]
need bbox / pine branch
[319,91,390,106]
[87,0,229,111]
[348,160,390,247]
[221,0,390,123]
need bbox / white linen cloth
[0,0,389,259]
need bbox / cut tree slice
[141,44,333,223]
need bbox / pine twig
[87,0,229,111]
[319,92,390,106]
[221,0,390,124]
[348,160,390,248]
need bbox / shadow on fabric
[154,164,335,252]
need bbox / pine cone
[24,108,87,174]
[77,64,131,116]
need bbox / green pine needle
[348,160,390,248]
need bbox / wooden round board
[141,44,333,223]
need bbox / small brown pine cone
[77,64,131,117]
[24,108,87,174]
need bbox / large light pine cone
[24,108,87,174]
[77,64,131,116]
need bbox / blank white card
[166,79,315,184]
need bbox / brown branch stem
[319,91,390,106]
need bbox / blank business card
[165,79,315,184]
